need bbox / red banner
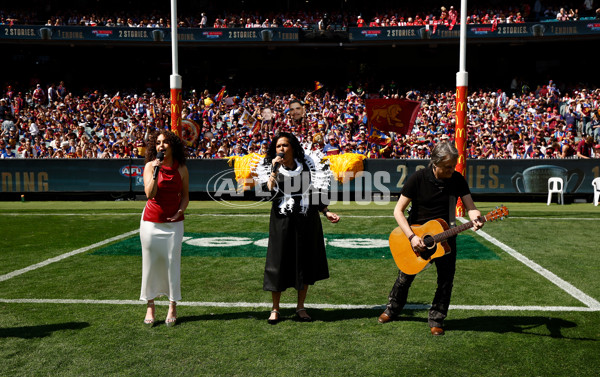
[366,99,421,134]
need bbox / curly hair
[145,130,187,165]
[265,131,305,164]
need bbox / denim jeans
[385,239,457,328]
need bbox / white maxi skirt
[139,218,183,302]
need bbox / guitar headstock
[485,205,509,222]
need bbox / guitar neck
[433,216,486,244]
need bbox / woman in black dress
[257,132,339,324]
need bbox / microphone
[153,151,165,180]
[272,152,285,173]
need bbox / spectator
[5,2,597,33]
[590,113,600,142]
[199,13,207,28]
[556,8,569,20]
[259,141,269,155]
[323,134,340,155]
[0,98,10,120]
[356,15,365,27]
[1,144,16,158]
[576,136,595,159]
[533,0,543,20]
[1,77,598,161]
[32,84,45,106]
[561,136,577,158]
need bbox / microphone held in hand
[153,151,165,180]
[272,152,285,173]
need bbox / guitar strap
[448,194,456,228]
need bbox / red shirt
[577,140,592,157]
[143,161,184,223]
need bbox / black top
[401,166,470,226]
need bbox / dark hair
[429,141,459,168]
[145,130,187,165]
[265,132,305,163]
[289,99,304,108]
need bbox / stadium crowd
[1,79,599,160]
[1,1,598,29]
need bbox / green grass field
[1,200,599,376]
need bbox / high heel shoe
[267,310,281,325]
[144,302,155,326]
[165,302,177,327]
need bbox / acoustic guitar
[389,206,509,275]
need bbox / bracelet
[408,234,416,242]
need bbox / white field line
[1,215,598,312]
[459,218,600,310]
[0,298,596,312]
[3,212,600,221]
[0,230,140,283]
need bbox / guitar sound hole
[420,235,436,260]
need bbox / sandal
[144,302,155,326]
[267,310,281,325]
[165,302,177,327]
[295,308,313,322]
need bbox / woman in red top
[140,130,189,327]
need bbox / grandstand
[1,0,599,200]
[2,0,599,91]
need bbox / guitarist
[378,141,484,336]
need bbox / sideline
[0,230,139,283]
[3,213,600,221]
[1,216,598,311]
[459,218,600,310]
[0,298,597,312]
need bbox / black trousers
[385,239,457,328]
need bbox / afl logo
[121,165,144,177]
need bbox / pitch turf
[0,200,599,376]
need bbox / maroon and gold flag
[367,128,391,146]
[215,86,226,103]
[366,99,421,135]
